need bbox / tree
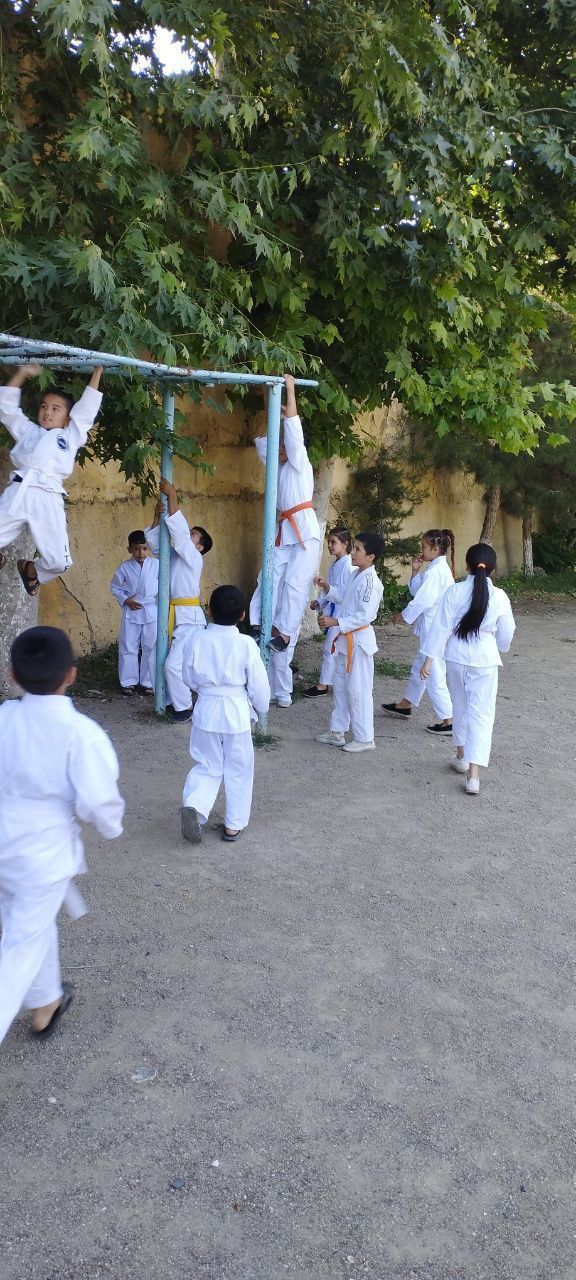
[1,0,576,497]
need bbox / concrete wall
[0,395,522,656]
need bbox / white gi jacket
[326,566,384,658]
[0,385,103,509]
[0,694,124,887]
[423,578,516,667]
[316,553,354,620]
[145,510,206,629]
[401,555,454,644]
[182,624,271,733]
[110,556,159,625]
[255,415,320,546]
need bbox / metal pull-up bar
[0,333,318,728]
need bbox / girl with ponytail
[420,543,516,795]
[382,528,455,734]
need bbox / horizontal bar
[0,333,318,387]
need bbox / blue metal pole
[258,381,283,730]
[154,390,174,714]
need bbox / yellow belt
[168,597,200,641]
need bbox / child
[145,478,213,722]
[110,530,159,696]
[420,543,516,795]
[0,627,124,1045]
[315,532,384,753]
[382,528,455,734]
[305,527,353,697]
[0,362,104,594]
[249,373,320,708]
[180,585,270,843]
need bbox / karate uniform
[0,384,103,582]
[325,566,384,743]
[423,578,516,767]
[249,415,321,702]
[145,510,206,712]
[110,556,159,690]
[315,554,354,686]
[0,694,124,1044]
[181,625,270,832]
[401,555,454,720]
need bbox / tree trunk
[0,533,38,698]
[480,484,501,545]
[522,512,534,576]
[299,457,335,640]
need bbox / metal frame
[0,333,318,727]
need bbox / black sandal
[303,686,328,698]
[32,983,74,1039]
[17,559,40,596]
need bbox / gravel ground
[1,604,575,1280]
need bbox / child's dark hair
[455,543,497,640]
[328,526,352,553]
[355,531,385,561]
[128,530,146,547]
[193,526,213,556]
[210,585,245,626]
[423,528,455,574]
[11,626,75,694]
[41,386,74,414]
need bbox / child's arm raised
[0,363,42,440]
[282,374,308,472]
[66,364,104,449]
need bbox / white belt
[7,468,64,512]
[197,686,246,697]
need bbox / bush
[532,531,576,574]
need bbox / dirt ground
[1,603,576,1280]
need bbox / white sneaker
[315,731,346,746]
[341,740,375,753]
[271,697,292,708]
[450,755,469,774]
[465,777,480,795]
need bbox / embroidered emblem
[56,435,69,451]
[362,571,373,602]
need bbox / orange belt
[331,625,370,673]
[275,500,314,547]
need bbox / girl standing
[304,527,353,698]
[420,543,516,795]
[382,528,455,734]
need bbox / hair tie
[477,562,486,569]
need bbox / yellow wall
[23,395,523,655]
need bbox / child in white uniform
[0,361,103,594]
[110,530,159,695]
[315,532,384,752]
[249,374,321,707]
[180,586,270,843]
[305,527,353,698]
[382,528,454,734]
[421,543,516,795]
[145,478,213,722]
[0,627,124,1045]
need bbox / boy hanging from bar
[145,478,213,723]
[0,362,104,595]
[249,374,321,707]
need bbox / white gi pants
[268,638,297,703]
[404,650,452,721]
[0,483,71,582]
[165,623,205,711]
[118,612,157,689]
[183,727,254,831]
[0,876,68,1044]
[250,539,320,643]
[330,648,375,743]
[446,662,499,768]
[319,631,336,687]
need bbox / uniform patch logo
[56,435,69,451]
[362,571,373,602]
